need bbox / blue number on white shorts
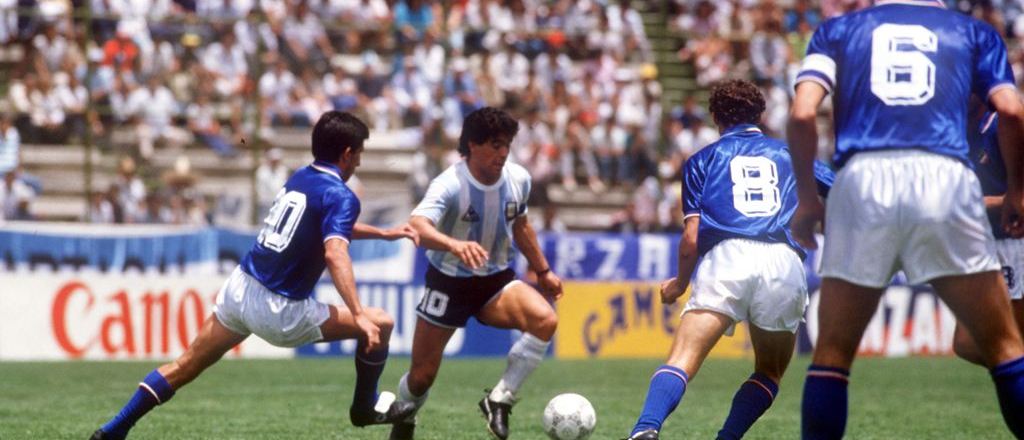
[729,156,781,217]
[257,189,308,252]
[423,290,450,317]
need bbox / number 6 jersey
[682,125,834,259]
[241,160,360,300]
[795,0,1015,169]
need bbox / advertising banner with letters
[0,224,961,360]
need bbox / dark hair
[458,107,519,157]
[708,79,766,128]
[311,111,369,162]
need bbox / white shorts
[214,267,331,348]
[821,150,1000,288]
[684,239,808,335]
[996,238,1024,300]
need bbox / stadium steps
[547,185,631,232]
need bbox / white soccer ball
[542,393,597,440]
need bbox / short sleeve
[813,160,836,198]
[795,19,838,94]
[411,175,457,224]
[322,187,360,243]
[972,22,1016,100]
[682,155,706,218]
[517,174,531,217]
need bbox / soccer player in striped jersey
[955,102,1024,365]
[390,107,562,440]
[621,79,834,440]
[789,1,1024,438]
[90,111,419,439]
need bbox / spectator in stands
[413,30,446,86]
[561,119,604,193]
[255,147,288,217]
[30,76,68,144]
[443,57,482,119]
[393,0,437,44]
[258,58,297,134]
[282,0,335,71]
[2,169,36,221]
[608,0,652,62]
[186,91,237,157]
[355,61,396,131]
[102,22,140,72]
[391,57,432,128]
[128,75,190,159]
[672,116,718,162]
[591,111,628,185]
[0,1,16,44]
[33,22,68,76]
[0,115,21,177]
[114,156,147,223]
[749,18,791,87]
[489,36,530,106]
[784,0,821,33]
[323,61,358,112]
[514,106,558,189]
[202,30,249,98]
[55,69,88,143]
[85,186,116,223]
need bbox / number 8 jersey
[241,161,360,300]
[796,0,1015,169]
[682,125,834,259]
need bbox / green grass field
[0,356,1010,440]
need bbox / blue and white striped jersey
[241,161,360,300]
[683,125,835,259]
[412,161,531,277]
[796,0,1016,168]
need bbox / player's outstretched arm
[324,237,381,352]
[351,222,421,245]
[786,82,828,249]
[512,215,562,300]
[409,215,489,269]
[991,88,1024,237]
[662,216,699,304]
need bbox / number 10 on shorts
[421,289,450,317]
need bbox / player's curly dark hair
[458,107,519,158]
[708,79,766,128]
[311,111,369,163]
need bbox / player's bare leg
[802,278,884,440]
[623,310,732,440]
[716,325,795,440]
[475,281,558,440]
[390,317,457,440]
[932,272,1024,438]
[318,305,413,427]
[91,315,247,440]
[932,272,1024,367]
[159,315,249,388]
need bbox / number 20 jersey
[796,0,1015,169]
[683,125,835,259]
[241,161,360,300]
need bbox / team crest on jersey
[505,201,518,220]
[462,206,480,222]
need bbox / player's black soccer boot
[478,395,513,440]
[388,419,416,440]
[350,395,418,428]
[619,428,659,440]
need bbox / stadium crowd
[1,0,1023,230]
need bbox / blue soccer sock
[716,372,779,440]
[992,356,1024,438]
[353,343,388,411]
[801,365,849,440]
[101,369,175,438]
[631,365,689,436]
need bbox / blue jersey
[683,125,835,259]
[968,111,1009,239]
[241,161,360,300]
[796,0,1015,168]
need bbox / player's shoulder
[504,162,532,184]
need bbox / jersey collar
[720,124,762,138]
[310,160,342,181]
[875,0,946,8]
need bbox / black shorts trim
[416,265,517,328]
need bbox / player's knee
[368,308,394,333]
[409,367,438,391]
[531,309,558,339]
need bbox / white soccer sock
[398,372,429,411]
[489,333,550,405]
